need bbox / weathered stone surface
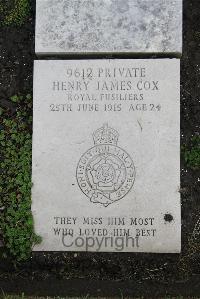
[32,59,181,252]
[35,0,182,55]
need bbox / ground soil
[0,0,200,297]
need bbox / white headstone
[32,59,181,252]
[35,0,182,55]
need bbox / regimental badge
[76,124,136,207]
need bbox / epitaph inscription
[32,59,181,252]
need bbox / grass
[182,135,200,170]
[0,94,41,262]
[0,0,30,26]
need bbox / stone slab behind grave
[32,59,181,252]
[35,0,182,55]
